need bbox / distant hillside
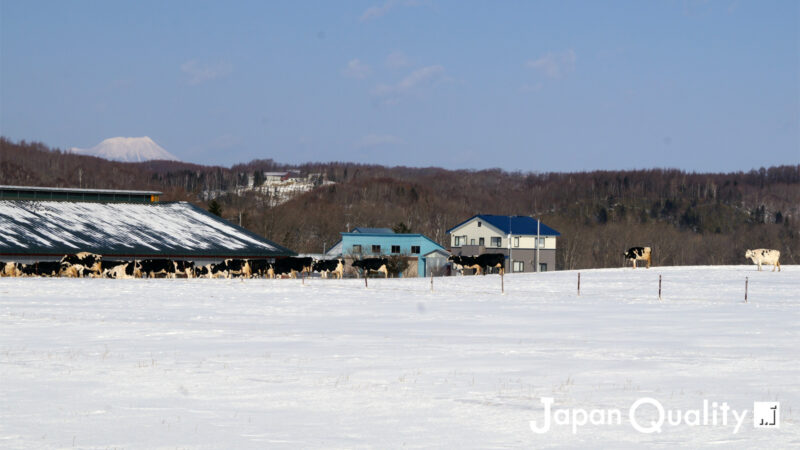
[2,137,798,268]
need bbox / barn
[0,185,295,264]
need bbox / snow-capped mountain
[69,137,179,162]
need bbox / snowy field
[1,266,797,448]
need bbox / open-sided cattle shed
[0,186,294,263]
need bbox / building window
[539,263,548,272]
[352,244,362,253]
[391,245,400,254]
[513,261,524,272]
[411,246,420,254]
[372,245,381,254]
[478,221,482,227]
[491,237,501,247]
[479,237,485,246]
[470,238,475,245]
[538,237,545,248]
[514,236,520,247]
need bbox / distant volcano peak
[70,137,179,162]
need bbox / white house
[446,214,560,273]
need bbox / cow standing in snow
[624,247,652,269]
[745,249,781,272]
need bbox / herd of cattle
[0,253,356,279]
[0,246,785,279]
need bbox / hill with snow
[70,137,179,162]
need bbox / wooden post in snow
[430,272,434,292]
[364,271,368,289]
[745,277,748,303]
[577,272,581,296]
[501,271,504,294]
[658,274,662,301]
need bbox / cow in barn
[624,247,652,269]
[448,255,482,275]
[136,259,176,278]
[2,262,23,277]
[104,261,136,279]
[352,258,390,278]
[220,259,251,278]
[476,253,506,275]
[23,261,63,277]
[313,259,344,279]
[173,260,196,278]
[60,252,103,277]
[248,259,272,278]
[745,249,781,272]
[271,257,314,279]
[98,260,131,278]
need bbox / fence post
[658,274,662,301]
[577,272,581,296]
[430,272,434,292]
[364,272,368,288]
[745,277,748,303]
[501,271,504,294]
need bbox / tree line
[2,137,798,268]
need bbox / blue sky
[1,1,798,172]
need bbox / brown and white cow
[624,247,652,269]
[745,249,781,272]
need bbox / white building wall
[451,219,557,250]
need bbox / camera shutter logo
[753,402,779,429]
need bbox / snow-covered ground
[1,266,797,448]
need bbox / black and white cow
[102,260,137,279]
[312,258,344,279]
[448,255,482,275]
[271,257,314,279]
[173,260,196,278]
[2,261,23,277]
[248,259,272,278]
[136,259,176,278]
[60,252,103,277]
[352,258,389,278]
[220,259,251,278]
[20,261,62,277]
[745,249,781,272]
[476,253,505,275]
[624,247,652,269]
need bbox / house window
[513,261,524,272]
[537,237,545,248]
[372,245,381,254]
[514,236,520,247]
[539,263,548,272]
[470,239,475,245]
[391,245,400,254]
[352,244,362,253]
[479,237,484,246]
[491,237,501,247]
[478,221,482,227]
[411,246,420,254]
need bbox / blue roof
[447,214,561,236]
[352,227,394,234]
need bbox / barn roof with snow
[0,199,295,259]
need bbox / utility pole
[508,216,512,274]
[536,218,541,272]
